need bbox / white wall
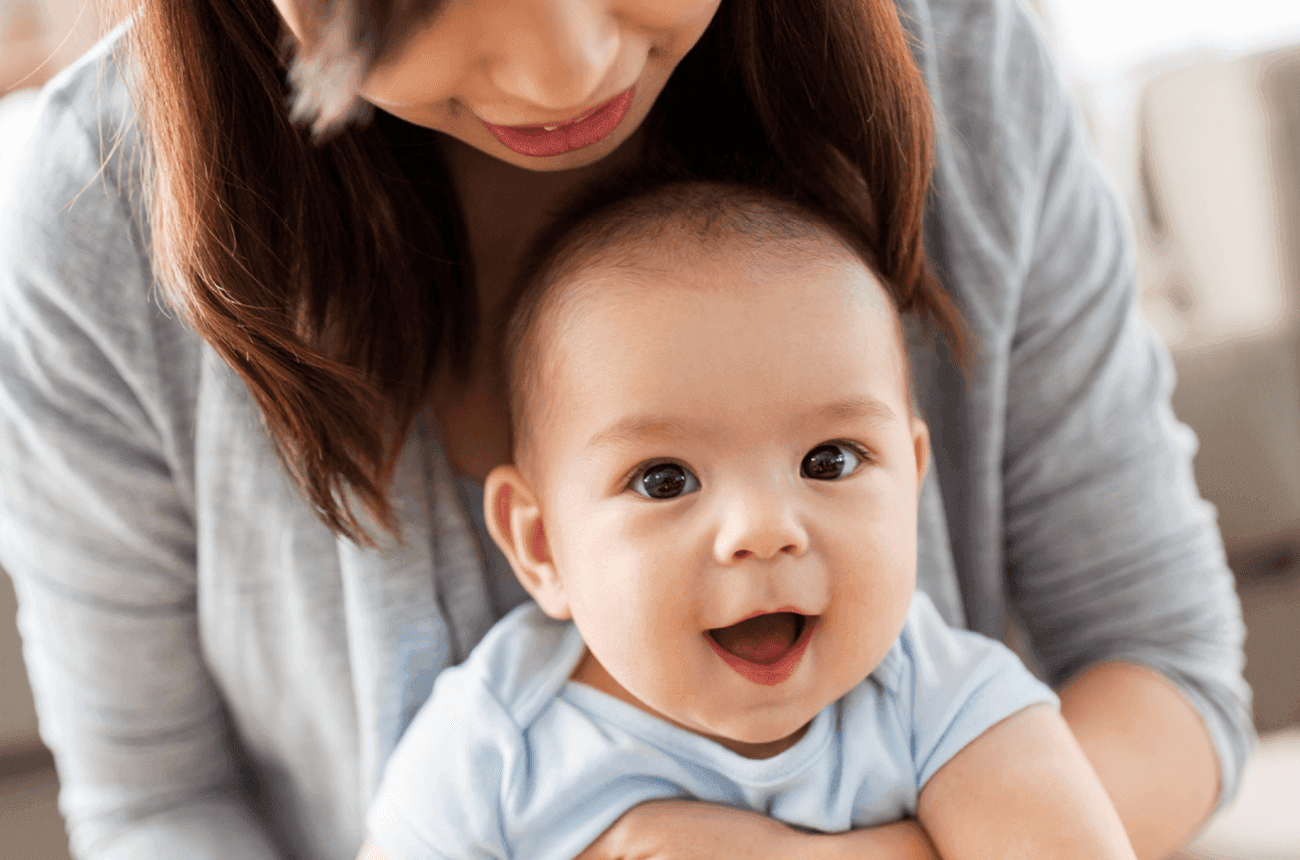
[1042,0,1300,82]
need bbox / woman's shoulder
[3,24,149,268]
[895,0,1088,317]
[899,0,1052,74]
[899,0,1063,145]
[0,24,202,472]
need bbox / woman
[0,0,1250,858]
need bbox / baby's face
[514,237,927,756]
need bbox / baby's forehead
[549,227,899,336]
[531,228,911,391]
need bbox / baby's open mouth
[708,612,809,665]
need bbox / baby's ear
[911,416,931,487]
[483,465,570,620]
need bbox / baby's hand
[356,838,390,860]
[575,801,801,860]
[575,801,938,860]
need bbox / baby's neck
[570,648,810,759]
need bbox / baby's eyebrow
[805,396,898,426]
[585,417,705,452]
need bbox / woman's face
[273,0,724,171]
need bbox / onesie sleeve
[892,594,1058,790]
[367,664,521,860]
[0,56,282,860]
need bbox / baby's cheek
[605,610,679,681]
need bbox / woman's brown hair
[108,0,965,545]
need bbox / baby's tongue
[710,613,801,664]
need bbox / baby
[360,181,1136,860]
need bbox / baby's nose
[713,491,809,563]
[731,544,799,561]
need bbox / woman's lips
[705,612,819,687]
[482,87,635,158]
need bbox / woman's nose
[712,486,810,564]
[484,0,621,111]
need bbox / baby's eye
[801,443,864,481]
[632,463,701,499]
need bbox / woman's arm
[1060,663,1220,860]
[916,705,1135,860]
[918,0,1247,852]
[990,0,1247,849]
[0,55,282,860]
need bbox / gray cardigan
[0,0,1251,858]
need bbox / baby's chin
[574,637,838,758]
[648,683,829,752]
[684,709,820,759]
[602,675,826,759]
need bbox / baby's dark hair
[503,176,954,471]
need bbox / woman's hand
[575,801,939,860]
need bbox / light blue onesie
[366,593,1056,860]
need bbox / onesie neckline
[560,675,834,787]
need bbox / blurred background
[1,0,1299,857]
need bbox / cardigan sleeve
[0,62,284,859]
[960,0,1254,809]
